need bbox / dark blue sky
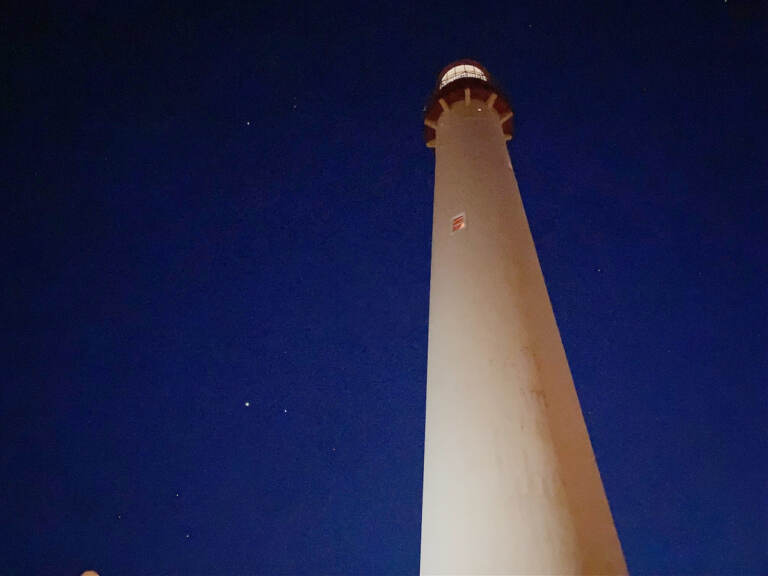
[3,1,766,574]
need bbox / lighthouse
[419,60,626,574]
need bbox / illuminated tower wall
[419,60,626,574]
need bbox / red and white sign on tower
[451,212,466,233]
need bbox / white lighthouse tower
[420,60,626,574]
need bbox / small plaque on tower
[451,212,466,234]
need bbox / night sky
[3,1,767,574]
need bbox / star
[244,401,250,407]
[283,409,288,414]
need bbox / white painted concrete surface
[420,94,626,574]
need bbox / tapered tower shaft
[420,61,626,574]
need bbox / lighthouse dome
[439,63,488,88]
